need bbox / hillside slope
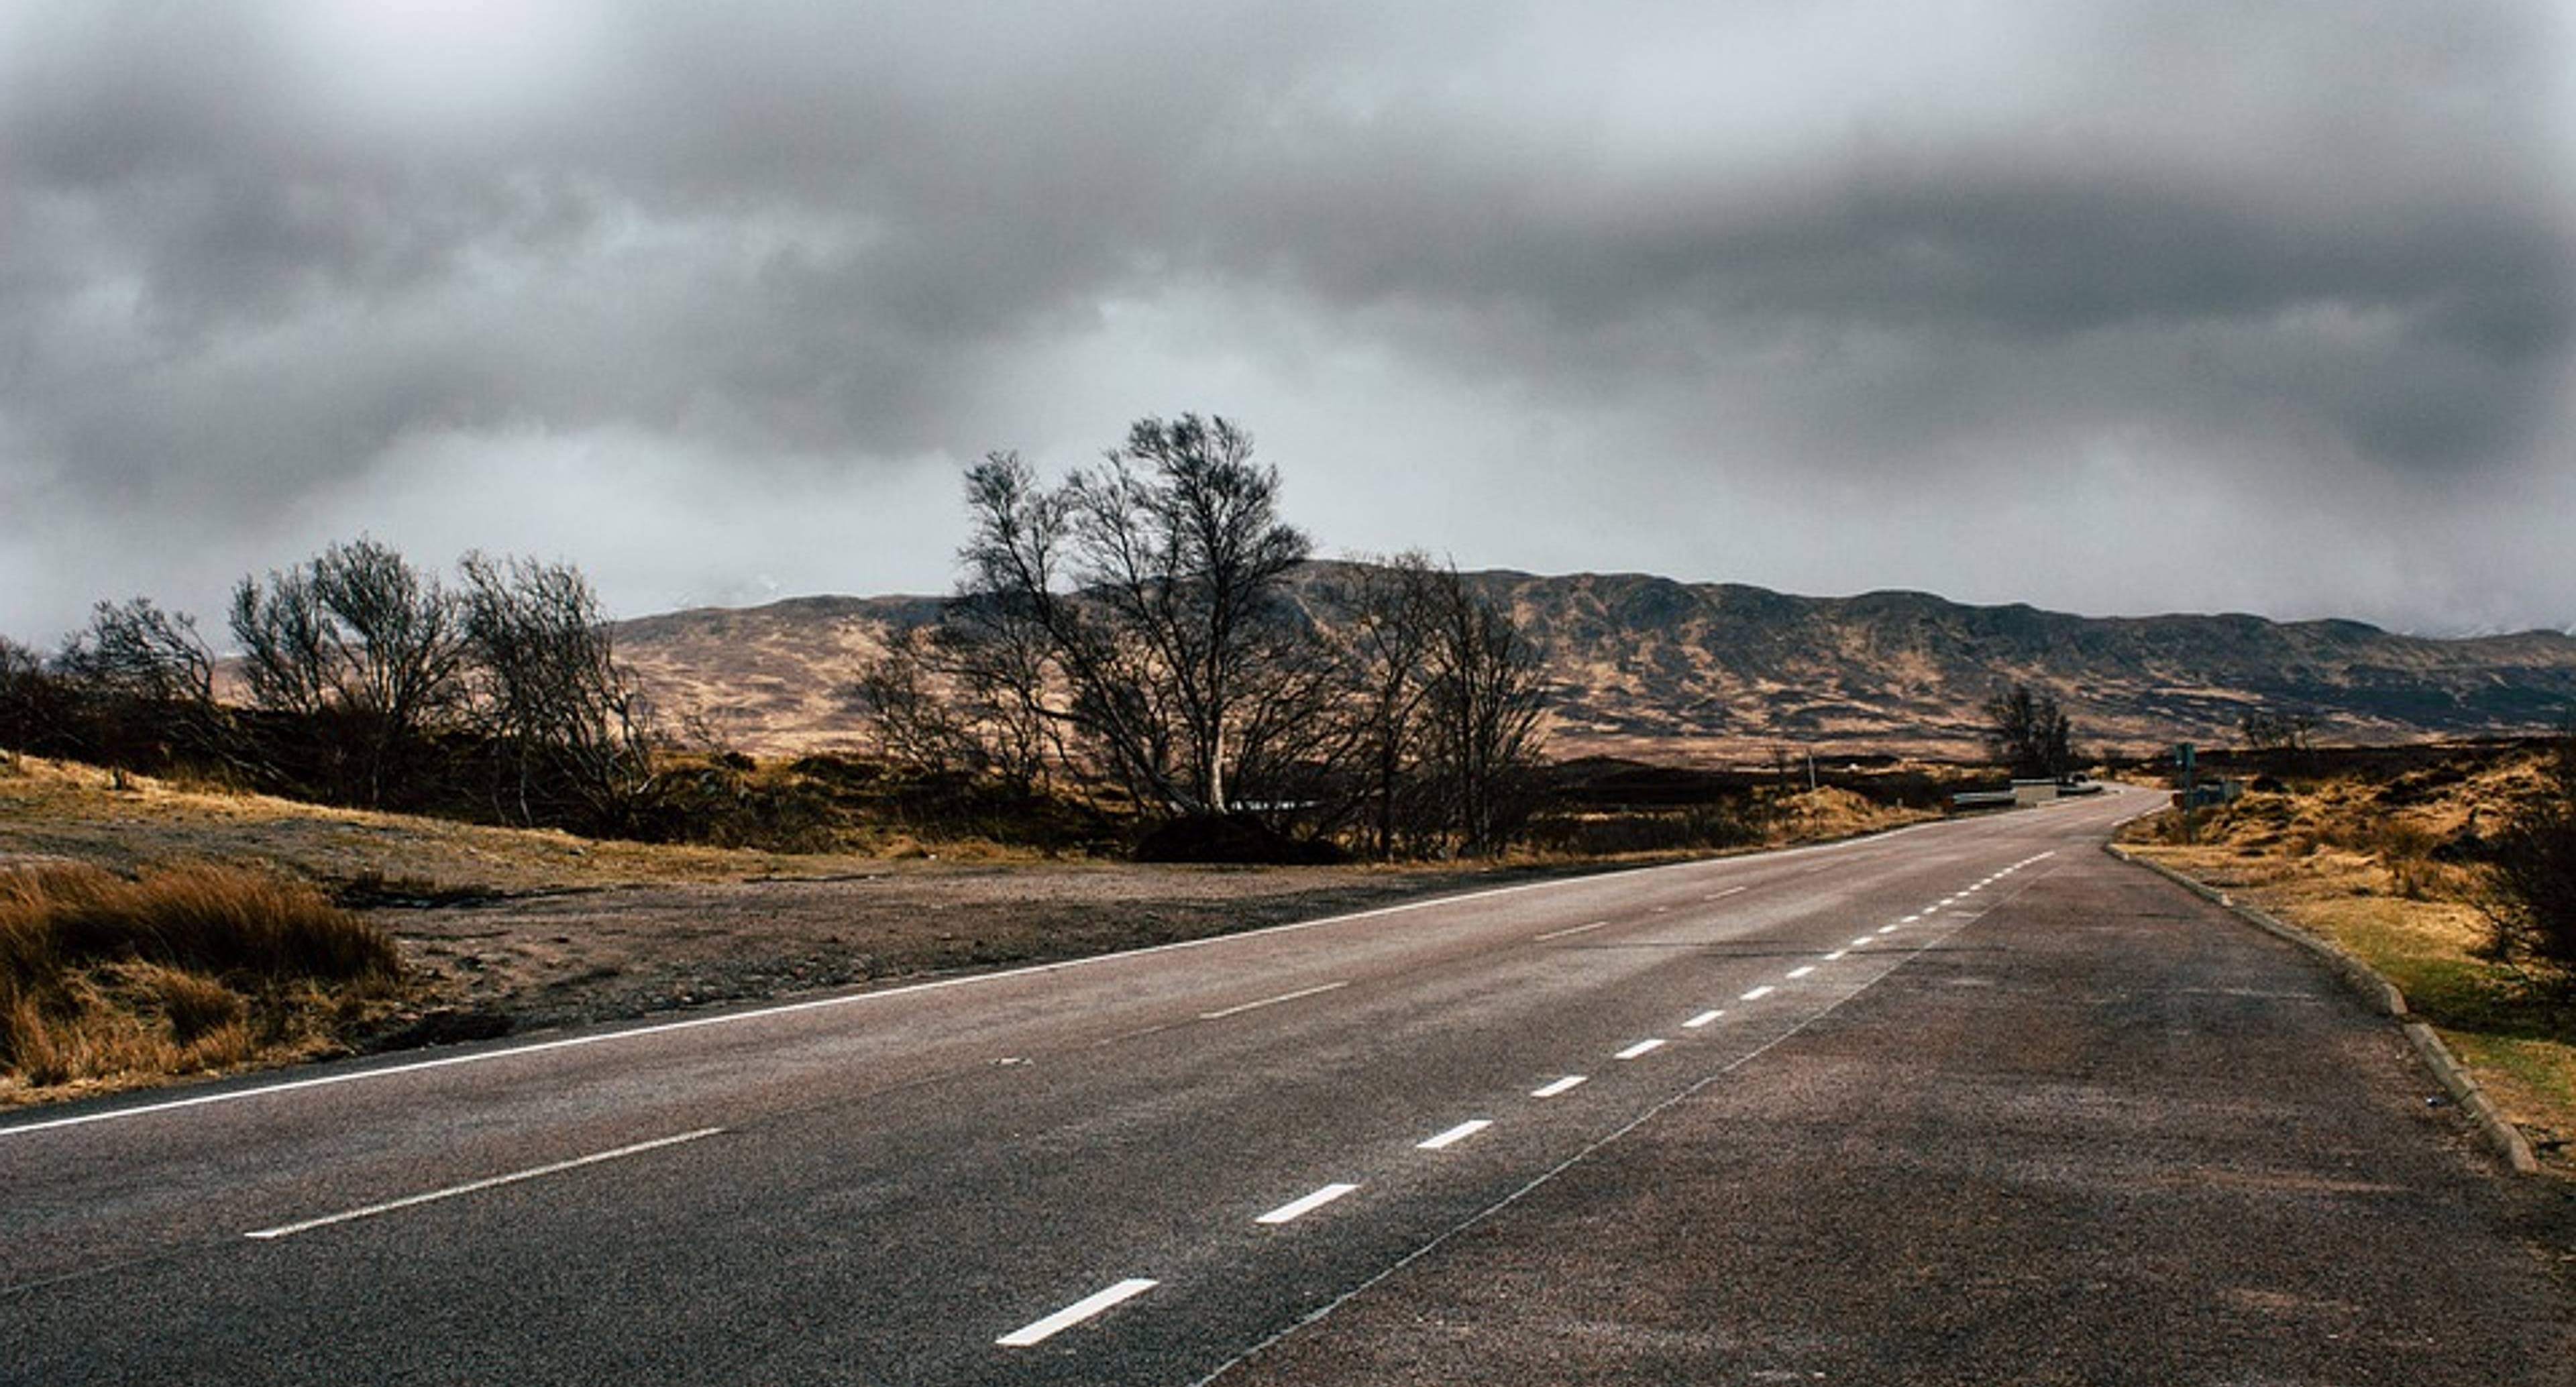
[612,566,2576,762]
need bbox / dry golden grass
[1,859,409,1103]
[2125,759,2576,1176]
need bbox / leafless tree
[1420,568,1549,855]
[1341,554,1446,856]
[60,597,217,707]
[1984,683,2076,780]
[458,552,656,830]
[53,597,237,774]
[229,539,467,803]
[2238,707,2319,753]
[849,625,996,779]
[957,417,1311,816]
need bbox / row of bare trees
[1,539,653,833]
[853,415,1549,857]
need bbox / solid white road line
[1417,1119,1493,1151]
[1739,985,1776,1001]
[1785,965,1815,979]
[1683,1009,1724,1028]
[7,813,1970,1141]
[1615,1038,1666,1060]
[997,1278,1160,1347]
[1198,980,1349,1020]
[1531,1075,1589,1098]
[244,1127,724,1240]
[1533,920,1611,942]
[1258,1182,1360,1225]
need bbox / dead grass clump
[1,861,405,1099]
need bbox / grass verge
[1,860,409,1105]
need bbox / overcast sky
[5,1,2572,646]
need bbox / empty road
[6,787,2569,1384]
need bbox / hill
[612,565,2576,763]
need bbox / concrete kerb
[2104,842,2540,1176]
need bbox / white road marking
[997,1278,1159,1347]
[7,816,1968,1142]
[1683,1009,1724,1028]
[1878,924,1900,934]
[1739,985,1776,1001]
[1531,1075,1589,1098]
[1417,1119,1493,1151]
[1786,965,1815,979]
[1902,913,1923,923]
[1199,980,1349,1020]
[1534,920,1611,942]
[244,1127,724,1240]
[1258,1182,1360,1225]
[1615,1038,1667,1060]
[1823,951,1846,961]
[1851,937,1876,948]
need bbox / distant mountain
[612,565,2576,763]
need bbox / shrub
[2484,738,2576,981]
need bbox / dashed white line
[1822,950,1846,961]
[1531,1075,1589,1098]
[1197,980,1348,1020]
[1739,985,1776,1001]
[244,1127,724,1240]
[1258,1182,1360,1225]
[1417,1119,1494,1151]
[1705,886,1749,901]
[1785,965,1816,979]
[1615,1038,1667,1060]
[1902,913,1923,923]
[1534,920,1612,942]
[997,1278,1160,1347]
[1850,936,1876,948]
[1878,924,1900,934]
[1683,1009,1724,1028]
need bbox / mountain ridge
[611,563,2576,763]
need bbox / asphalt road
[5,788,2569,1384]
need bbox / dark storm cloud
[1,1,2570,639]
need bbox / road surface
[5,787,2569,1384]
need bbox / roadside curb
[2103,842,2540,1176]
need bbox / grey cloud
[1,1,2571,643]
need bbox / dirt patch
[0,755,1565,1098]
[380,860,1525,1038]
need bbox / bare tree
[60,598,217,707]
[2484,730,2576,983]
[458,552,655,830]
[53,598,234,774]
[1984,683,2076,779]
[1421,567,1548,855]
[2238,706,2318,753]
[229,539,466,804]
[956,417,1311,816]
[849,625,996,779]
[1341,555,1446,857]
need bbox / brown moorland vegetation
[1,858,407,1101]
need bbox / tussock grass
[1,861,405,1099]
